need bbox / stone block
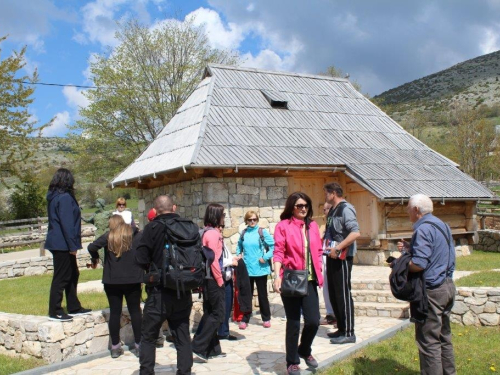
[484,302,497,313]
[24,266,46,276]
[22,341,41,357]
[237,184,259,195]
[478,313,499,326]
[259,206,273,218]
[261,178,275,187]
[469,304,484,314]
[458,289,473,297]
[41,342,62,363]
[464,297,487,306]
[462,311,480,326]
[38,322,65,343]
[203,183,229,203]
[487,290,500,296]
[75,328,94,345]
[275,177,288,187]
[63,317,86,336]
[94,323,109,337]
[269,222,277,235]
[119,324,134,345]
[60,335,76,350]
[88,335,109,354]
[450,314,462,324]
[267,187,284,200]
[14,330,24,352]
[452,301,468,315]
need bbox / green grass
[455,271,500,287]
[321,324,500,374]
[0,269,106,315]
[0,354,46,375]
[456,250,500,271]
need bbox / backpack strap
[241,228,247,242]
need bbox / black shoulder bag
[280,224,311,297]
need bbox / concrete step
[354,301,409,319]
[351,289,405,304]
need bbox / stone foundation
[476,230,500,252]
[451,287,500,326]
[0,251,94,280]
[138,177,288,252]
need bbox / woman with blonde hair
[236,210,274,329]
[113,197,136,229]
[88,215,143,358]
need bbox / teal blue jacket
[236,226,275,277]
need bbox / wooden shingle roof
[111,64,493,199]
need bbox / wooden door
[290,176,339,236]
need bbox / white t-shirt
[112,210,133,225]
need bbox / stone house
[111,64,494,264]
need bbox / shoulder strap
[420,220,453,272]
[241,228,247,242]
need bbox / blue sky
[1,0,499,137]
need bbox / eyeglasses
[294,204,309,210]
[247,218,258,223]
[117,204,126,207]
[218,225,225,229]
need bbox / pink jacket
[273,217,324,287]
[202,227,223,287]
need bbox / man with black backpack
[324,182,360,345]
[136,195,202,375]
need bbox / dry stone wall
[451,287,500,326]
[476,230,500,253]
[138,177,289,251]
[0,251,93,280]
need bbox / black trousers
[140,288,193,375]
[242,275,271,323]
[281,281,320,367]
[192,279,225,357]
[217,279,233,337]
[327,256,355,336]
[48,250,82,316]
[104,283,142,346]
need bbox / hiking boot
[68,308,92,316]
[299,353,318,368]
[327,330,345,338]
[110,347,123,358]
[48,313,73,322]
[287,364,301,375]
[239,322,247,330]
[330,334,356,345]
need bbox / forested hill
[372,49,500,119]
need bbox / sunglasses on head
[294,204,309,210]
[247,218,258,223]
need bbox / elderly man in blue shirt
[398,194,456,375]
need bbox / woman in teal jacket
[236,210,274,329]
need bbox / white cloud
[43,111,70,137]
[241,49,295,72]
[63,86,90,110]
[188,7,246,50]
[480,26,500,54]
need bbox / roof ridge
[207,63,351,83]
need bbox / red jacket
[273,217,324,287]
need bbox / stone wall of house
[476,230,500,252]
[0,226,95,248]
[451,287,500,326]
[138,177,289,251]
[0,251,93,280]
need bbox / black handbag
[143,262,161,287]
[280,226,311,297]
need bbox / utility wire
[21,81,103,89]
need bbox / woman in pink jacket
[273,192,324,375]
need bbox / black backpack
[157,217,205,298]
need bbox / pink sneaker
[263,321,271,328]
[239,322,247,330]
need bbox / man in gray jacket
[324,182,360,344]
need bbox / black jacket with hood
[44,191,82,251]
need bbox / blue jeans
[217,279,233,336]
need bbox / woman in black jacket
[88,215,144,358]
[45,168,90,322]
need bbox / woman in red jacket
[273,192,324,375]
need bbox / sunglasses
[218,225,225,229]
[247,218,258,223]
[117,204,126,207]
[294,204,309,210]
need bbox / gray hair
[408,194,433,215]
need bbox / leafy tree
[9,172,45,219]
[447,105,495,181]
[319,65,363,93]
[0,36,50,184]
[71,17,239,181]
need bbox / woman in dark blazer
[88,215,143,358]
[45,168,91,321]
